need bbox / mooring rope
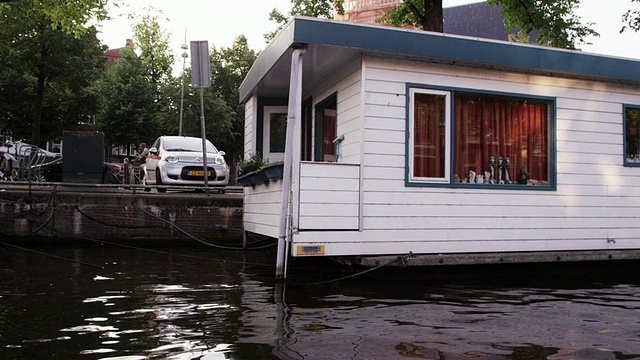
[50,229,280,268]
[0,240,104,269]
[0,204,55,237]
[131,202,277,250]
[290,252,415,286]
[74,205,165,229]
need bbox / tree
[622,0,640,32]
[486,0,598,49]
[87,10,175,157]
[377,0,443,32]
[0,0,108,35]
[265,0,345,42]
[127,11,177,141]
[0,3,106,146]
[93,47,159,150]
[378,0,599,49]
[130,12,174,93]
[209,36,258,163]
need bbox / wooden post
[275,48,305,281]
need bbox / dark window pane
[322,104,337,162]
[626,107,640,164]
[269,113,287,153]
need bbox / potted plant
[236,153,265,187]
[262,161,284,181]
[236,154,285,187]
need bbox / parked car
[38,160,123,183]
[143,136,229,193]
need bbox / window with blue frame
[408,86,554,188]
[408,88,450,183]
[625,106,640,166]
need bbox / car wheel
[156,169,167,193]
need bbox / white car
[144,136,229,192]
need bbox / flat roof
[239,16,640,102]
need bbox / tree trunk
[32,67,46,147]
[423,0,443,32]
[32,37,49,147]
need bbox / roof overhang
[239,16,640,103]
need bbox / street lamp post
[178,41,188,136]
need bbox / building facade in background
[338,0,521,42]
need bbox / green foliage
[0,3,106,145]
[130,11,174,89]
[621,0,640,33]
[377,0,443,32]
[487,0,598,49]
[379,0,599,49]
[92,10,175,151]
[238,153,265,176]
[265,0,345,42]
[93,47,158,148]
[208,36,258,162]
[0,0,109,36]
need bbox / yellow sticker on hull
[296,245,325,256]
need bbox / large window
[408,87,553,188]
[625,106,640,166]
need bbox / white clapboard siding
[236,53,640,257]
[312,60,362,164]
[243,181,283,238]
[298,162,360,230]
[244,96,256,157]
[306,54,639,255]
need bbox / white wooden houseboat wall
[289,55,640,257]
[243,57,364,237]
[240,17,640,260]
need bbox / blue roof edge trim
[291,17,640,85]
[240,17,640,103]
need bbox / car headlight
[214,156,226,166]
[165,154,179,163]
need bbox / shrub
[238,153,265,176]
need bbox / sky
[96,0,640,74]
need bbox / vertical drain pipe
[275,47,305,281]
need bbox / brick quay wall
[0,184,245,246]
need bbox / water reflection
[0,246,639,359]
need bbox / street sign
[190,41,211,88]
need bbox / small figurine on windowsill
[489,156,496,184]
[454,173,461,183]
[518,167,529,184]
[504,157,512,184]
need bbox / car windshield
[163,137,219,153]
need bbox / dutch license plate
[188,170,211,176]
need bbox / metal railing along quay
[0,181,243,196]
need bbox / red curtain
[413,93,446,178]
[453,94,549,185]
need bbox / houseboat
[238,17,640,277]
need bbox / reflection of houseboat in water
[238,17,640,277]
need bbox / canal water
[1,244,639,359]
